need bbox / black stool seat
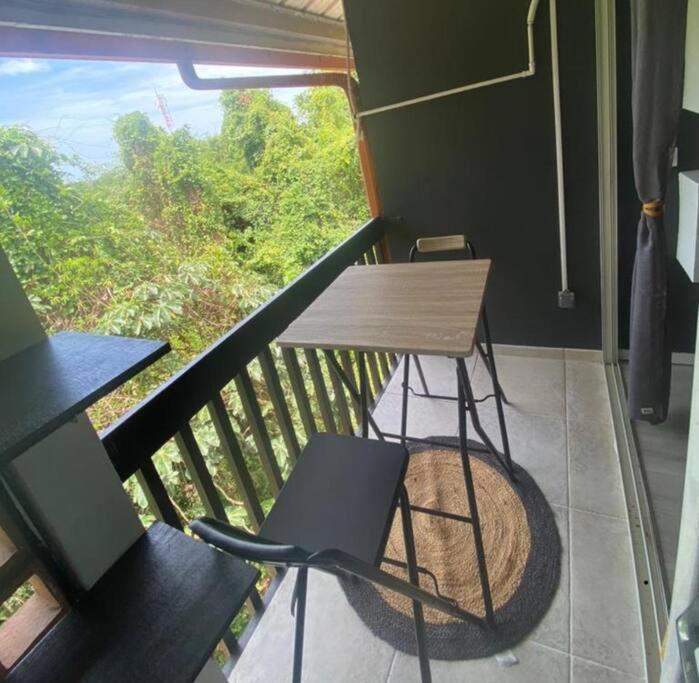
[261,433,408,566]
[191,433,482,683]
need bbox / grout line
[569,653,645,680]
[551,502,570,512]
[564,357,573,683]
[567,505,627,521]
[529,637,646,680]
[528,638,570,658]
[552,499,627,521]
[384,650,398,683]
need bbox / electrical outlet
[558,290,576,309]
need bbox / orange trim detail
[642,199,664,218]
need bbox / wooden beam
[207,396,264,532]
[175,425,228,522]
[234,368,283,496]
[0,26,349,69]
[136,460,183,530]
[101,0,345,42]
[258,347,301,462]
[0,0,346,57]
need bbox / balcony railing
[99,216,398,662]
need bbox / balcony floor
[230,348,645,683]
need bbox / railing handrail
[101,217,386,480]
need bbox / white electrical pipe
[354,0,570,301]
[549,0,569,294]
[527,0,540,72]
[356,0,541,119]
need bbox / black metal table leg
[456,360,516,482]
[394,316,514,479]
[475,341,509,405]
[456,358,495,628]
[412,355,430,396]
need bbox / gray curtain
[627,0,687,424]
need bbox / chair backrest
[190,517,310,565]
[409,234,475,262]
[190,517,479,624]
[416,235,466,253]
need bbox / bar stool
[191,433,487,683]
[407,234,509,406]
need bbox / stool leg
[412,355,431,396]
[456,359,495,628]
[458,354,516,481]
[475,341,509,404]
[359,352,369,439]
[399,487,432,683]
[479,310,513,474]
[401,354,411,447]
[292,568,308,683]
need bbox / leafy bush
[0,87,367,605]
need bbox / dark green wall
[344,0,602,348]
[616,0,699,353]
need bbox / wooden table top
[277,260,491,357]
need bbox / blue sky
[0,58,306,174]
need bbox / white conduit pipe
[549,0,569,295]
[354,0,572,304]
[356,0,541,119]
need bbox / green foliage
[0,87,368,627]
[220,90,290,171]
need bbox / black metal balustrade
[99,217,399,665]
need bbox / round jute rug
[339,437,561,660]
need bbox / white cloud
[0,60,314,169]
[0,59,50,77]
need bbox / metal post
[359,352,369,439]
[474,341,509,404]
[292,567,308,683]
[456,358,495,628]
[478,312,514,475]
[399,488,432,683]
[457,359,515,480]
[412,355,430,396]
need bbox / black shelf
[8,522,259,683]
[0,332,169,464]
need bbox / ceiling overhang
[0,0,348,67]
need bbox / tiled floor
[621,362,692,593]
[230,348,646,683]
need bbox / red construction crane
[154,87,174,131]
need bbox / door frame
[596,1,667,680]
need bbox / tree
[243,88,368,282]
[0,85,367,595]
